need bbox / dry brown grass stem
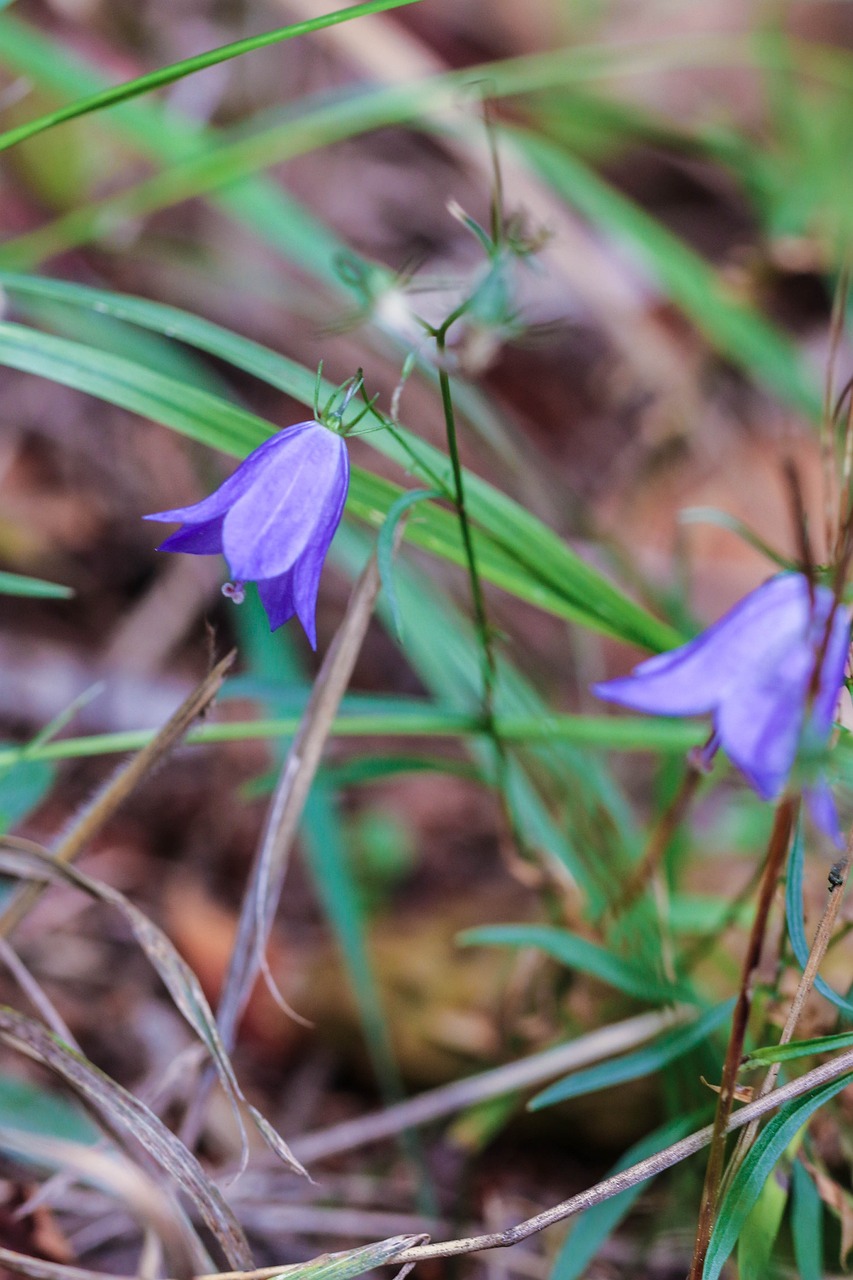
[182,553,383,1147]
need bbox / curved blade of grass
[377,487,442,639]
[461,924,691,1004]
[0,41,820,430]
[785,822,853,1019]
[791,1160,824,1280]
[704,1072,853,1280]
[679,508,794,571]
[0,569,72,598]
[274,1237,423,1280]
[744,1029,853,1068]
[0,0,423,155]
[0,839,307,1177]
[530,999,734,1110]
[0,308,678,649]
[0,1005,252,1267]
[0,1127,204,1276]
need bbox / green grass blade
[0,303,678,649]
[0,569,72,598]
[529,999,734,1109]
[0,0,422,156]
[704,1073,853,1280]
[785,822,853,1019]
[791,1160,824,1280]
[745,1030,853,1067]
[552,1113,698,1280]
[461,924,691,1003]
[376,488,442,639]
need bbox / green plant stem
[434,332,497,723]
[686,796,797,1280]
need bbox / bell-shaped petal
[223,428,348,580]
[593,573,851,835]
[144,420,350,646]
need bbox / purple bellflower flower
[144,420,349,648]
[592,574,851,843]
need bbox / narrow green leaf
[737,1152,789,1280]
[0,569,72,598]
[0,758,53,834]
[785,821,853,1019]
[461,924,690,1003]
[0,301,680,649]
[0,0,423,155]
[377,487,442,638]
[530,999,734,1109]
[704,1072,853,1280]
[745,1029,853,1068]
[0,1075,96,1144]
[551,1113,697,1280]
[791,1160,824,1280]
[280,1237,421,1280]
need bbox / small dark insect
[828,857,849,890]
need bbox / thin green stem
[434,329,497,722]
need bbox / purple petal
[143,424,315,527]
[223,426,348,580]
[257,569,298,632]
[804,779,844,848]
[808,602,851,739]
[593,575,813,718]
[715,641,814,797]
[156,516,225,555]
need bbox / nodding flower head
[592,573,851,843]
[144,420,349,648]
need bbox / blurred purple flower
[145,420,349,647]
[593,574,851,841]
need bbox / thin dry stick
[389,1046,853,1265]
[1,1053,852,1280]
[0,650,236,939]
[182,553,383,1146]
[2,1055,852,1280]
[686,796,796,1280]
[728,848,850,1174]
[289,1007,689,1164]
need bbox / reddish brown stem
[687,796,797,1280]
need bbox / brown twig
[389,1046,853,1264]
[1,1052,853,1280]
[686,796,796,1280]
